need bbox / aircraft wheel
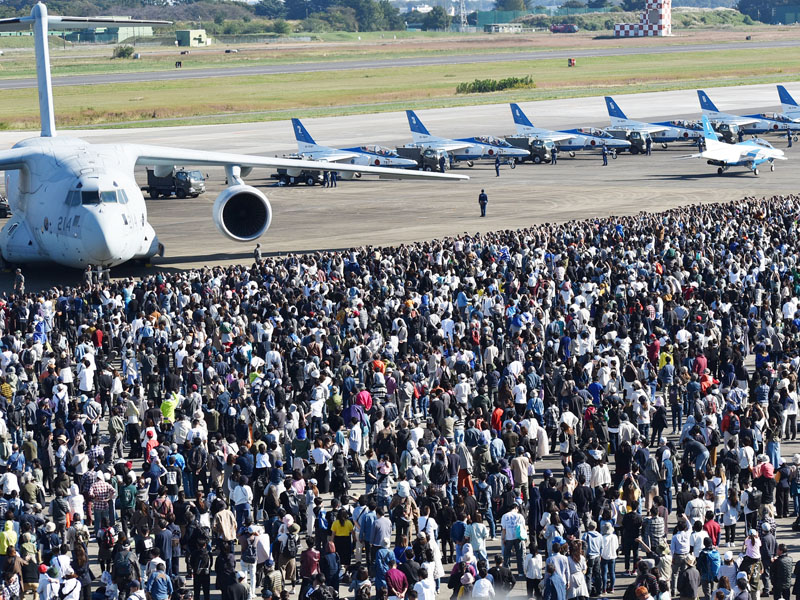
[661,143,668,149]
[612,152,617,160]
[795,136,798,142]
[568,151,575,158]
[509,161,516,169]
[466,161,474,168]
[717,167,724,175]
[753,168,759,176]
[770,164,775,172]
[355,173,361,178]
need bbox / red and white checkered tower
[614,0,672,37]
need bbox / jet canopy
[358,145,399,157]
[472,135,512,147]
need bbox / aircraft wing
[127,145,469,181]
[0,147,40,171]
[306,151,361,163]
[542,133,576,143]
[418,141,473,153]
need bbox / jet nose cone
[82,210,127,265]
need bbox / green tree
[561,0,587,8]
[343,0,383,30]
[378,0,405,29]
[112,45,134,58]
[423,6,451,29]
[272,18,292,33]
[587,0,610,8]
[620,0,644,10]
[495,0,526,9]
[255,0,287,18]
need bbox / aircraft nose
[82,209,127,265]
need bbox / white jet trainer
[0,4,467,269]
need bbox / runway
[0,38,796,89]
[0,80,797,289]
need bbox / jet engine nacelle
[212,184,272,242]
[154,165,173,178]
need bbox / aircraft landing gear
[753,167,760,176]
[770,163,775,172]
[661,143,668,149]
[717,167,725,175]
[466,161,474,167]
[569,151,576,158]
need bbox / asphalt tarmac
[0,81,797,289]
[0,39,796,89]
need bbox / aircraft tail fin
[510,103,534,128]
[604,96,627,120]
[291,118,316,145]
[406,110,431,136]
[701,115,719,142]
[0,3,170,138]
[778,85,799,108]
[697,90,719,113]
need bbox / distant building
[176,29,209,47]
[63,18,154,43]
[614,0,671,36]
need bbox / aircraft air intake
[212,185,272,242]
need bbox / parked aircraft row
[286,85,800,173]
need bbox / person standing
[602,144,608,166]
[478,190,488,217]
[322,171,329,188]
[788,130,793,148]
[500,501,526,578]
[12,268,23,296]
[495,156,500,177]
[645,136,652,156]
[769,543,793,600]
[330,171,337,188]
[551,145,558,165]
[253,244,262,262]
[439,154,446,173]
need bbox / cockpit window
[81,190,121,205]
[66,191,81,206]
[81,191,100,205]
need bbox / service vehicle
[505,136,554,163]
[396,146,450,171]
[142,168,206,199]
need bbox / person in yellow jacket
[0,520,18,555]
[160,392,180,424]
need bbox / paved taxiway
[0,39,797,90]
[0,81,796,287]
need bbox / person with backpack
[698,538,721,600]
[741,480,762,532]
[276,517,300,592]
[113,538,140,591]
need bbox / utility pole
[459,0,467,30]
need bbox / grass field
[0,46,797,128]
[0,23,793,81]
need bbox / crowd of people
[1,194,800,600]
